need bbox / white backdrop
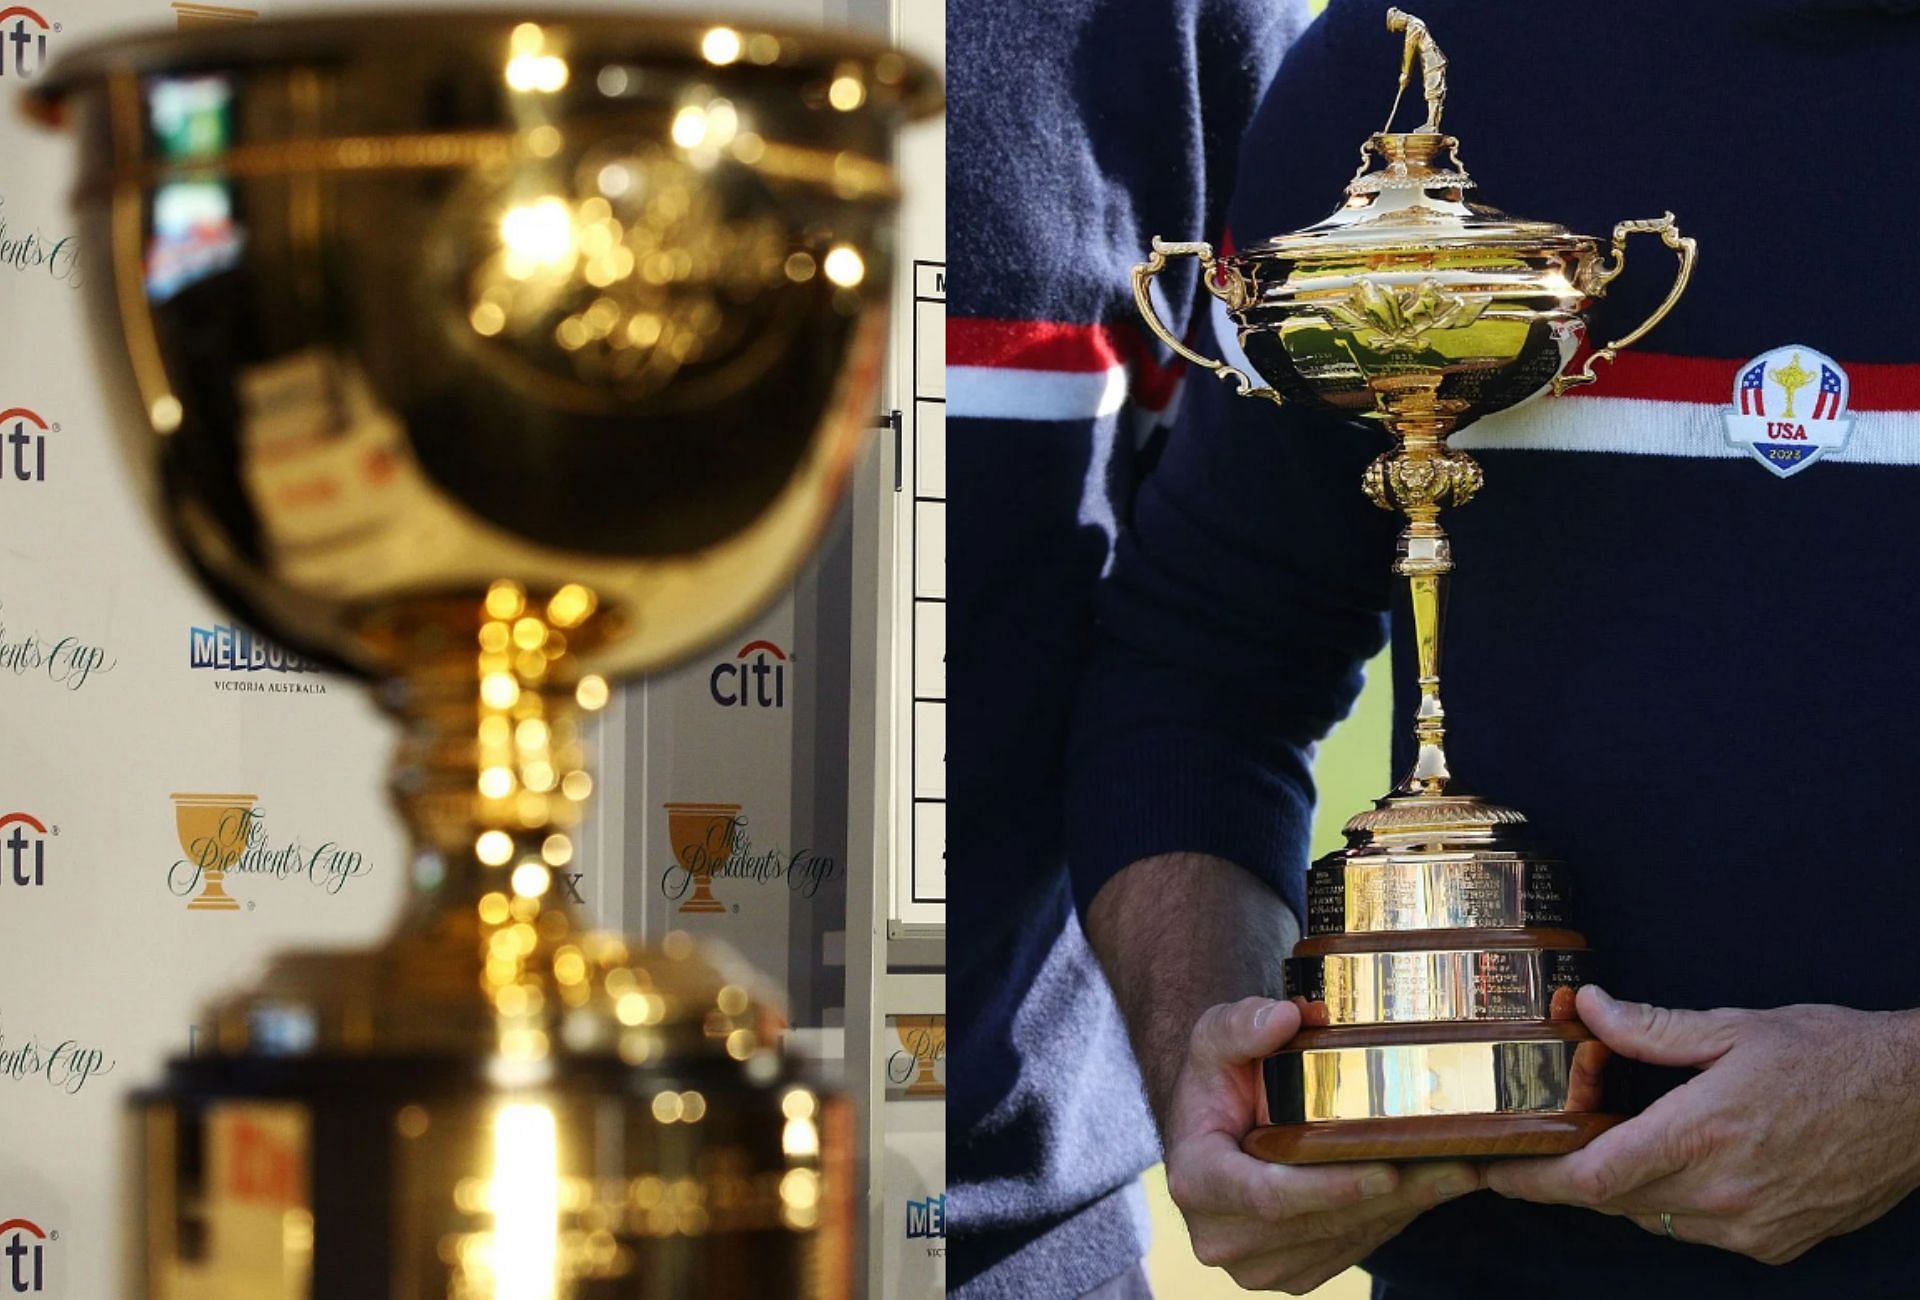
[0,1,944,1295]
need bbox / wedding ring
[1660,1212,1677,1240]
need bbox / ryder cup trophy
[1134,9,1695,1162]
[27,13,936,1293]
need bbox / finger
[1188,997,1302,1072]
[1170,998,1304,1142]
[1190,1160,1480,1260]
[1300,1206,1433,1281]
[1191,1195,1406,1268]
[1576,986,1745,1069]
[1565,1038,1610,1113]
[1628,1211,1700,1242]
[1486,1104,1687,1208]
[1226,1196,1439,1292]
[1172,1132,1400,1220]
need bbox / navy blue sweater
[947,0,1306,1294]
[961,1,1920,1297]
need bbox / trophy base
[1244,1110,1622,1164]
[133,1051,851,1298]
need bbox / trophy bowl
[25,12,937,1295]
[1134,9,1693,1163]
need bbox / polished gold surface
[1133,12,1693,797]
[29,11,935,683]
[1134,9,1691,1159]
[1286,947,1590,1026]
[1265,1034,1611,1124]
[29,11,937,1294]
[1304,853,1571,934]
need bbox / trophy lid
[1241,11,1587,261]
[1246,132,1584,259]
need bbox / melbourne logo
[166,792,373,911]
[0,1218,53,1294]
[0,408,50,484]
[189,623,328,693]
[0,604,113,692]
[905,1194,946,1241]
[660,801,839,913]
[1724,345,1851,479]
[709,639,789,709]
[0,7,54,80]
[0,813,52,888]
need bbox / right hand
[1164,996,1482,1293]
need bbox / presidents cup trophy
[25,13,937,1294]
[1133,10,1695,1162]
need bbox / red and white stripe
[1210,298,1920,466]
[1454,352,1920,464]
[948,319,1183,425]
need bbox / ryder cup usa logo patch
[1724,344,1852,478]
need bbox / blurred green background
[1141,650,1388,1299]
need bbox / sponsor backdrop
[0,2,943,1297]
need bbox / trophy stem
[1399,557,1450,795]
[377,583,604,922]
[1364,420,1480,801]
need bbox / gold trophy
[172,791,256,911]
[25,12,937,1293]
[1134,10,1694,1162]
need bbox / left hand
[1486,985,1920,1265]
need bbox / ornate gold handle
[1549,212,1697,396]
[1131,236,1283,405]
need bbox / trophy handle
[1132,236,1284,405]
[1550,212,1697,396]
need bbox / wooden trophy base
[1244,1110,1622,1164]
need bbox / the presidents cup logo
[664,801,738,914]
[886,1015,945,1098]
[1725,344,1852,479]
[0,813,51,888]
[0,604,113,693]
[0,7,55,80]
[0,1018,113,1097]
[0,409,50,484]
[0,197,82,290]
[0,1218,51,1294]
[167,792,373,911]
[660,802,840,913]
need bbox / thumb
[1187,996,1302,1073]
[1576,985,1744,1068]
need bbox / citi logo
[0,8,55,80]
[709,639,788,709]
[905,1195,945,1239]
[0,1219,50,1294]
[0,813,50,886]
[0,409,51,483]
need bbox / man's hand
[1166,994,1481,1293]
[1087,854,1476,1291]
[1487,985,1920,1265]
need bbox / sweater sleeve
[948,0,1314,956]
[1063,0,1404,925]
